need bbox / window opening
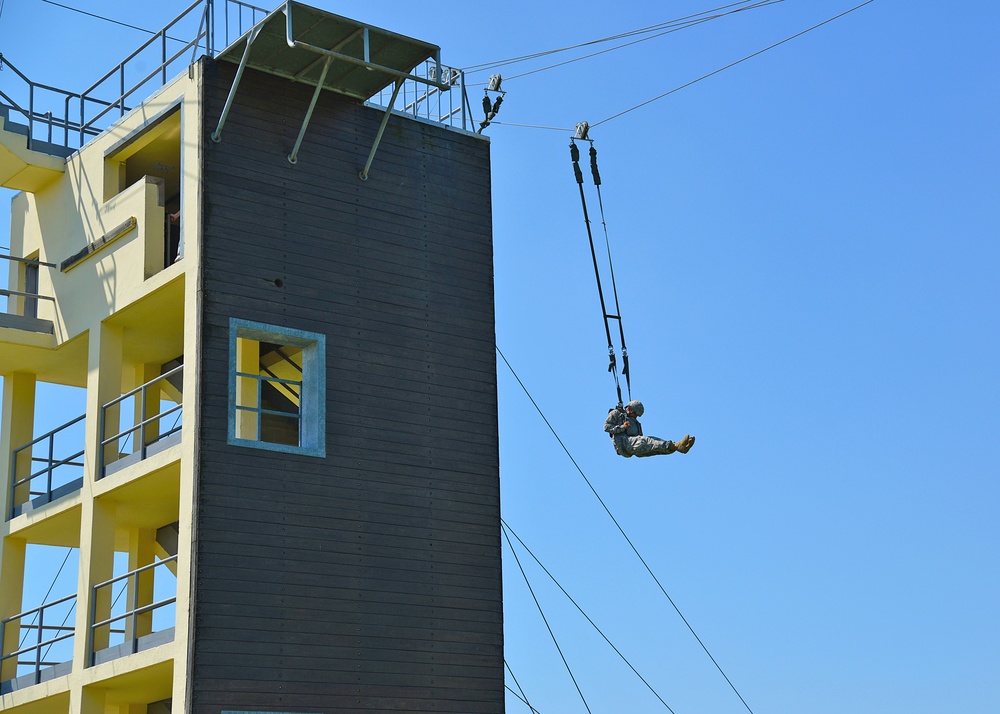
[229,320,325,457]
[103,106,183,270]
[104,107,181,203]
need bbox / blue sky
[2,1,998,712]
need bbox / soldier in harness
[604,400,695,458]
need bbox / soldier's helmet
[626,400,644,417]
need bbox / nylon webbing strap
[590,144,631,399]
[570,139,628,406]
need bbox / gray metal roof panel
[217,2,441,100]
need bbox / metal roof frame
[211,1,451,175]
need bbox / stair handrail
[0,1,267,150]
[0,53,86,150]
[76,0,210,144]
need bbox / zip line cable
[496,345,756,714]
[505,660,542,714]
[502,524,593,714]
[496,0,783,85]
[17,547,73,649]
[592,0,877,128]
[488,1,876,132]
[462,0,755,71]
[40,0,158,34]
[505,684,541,713]
[39,0,194,45]
[503,519,677,713]
[462,0,781,76]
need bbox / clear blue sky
[2,1,998,712]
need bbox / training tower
[0,1,501,712]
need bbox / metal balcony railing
[369,59,475,133]
[90,556,177,664]
[0,254,57,329]
[0,593,76,688]
[0,0,267,151]
[0,286,54,317]
[99,364,183,478]
[9,413,85,520]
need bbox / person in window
[604,400,694,458]
[165,195,182,264]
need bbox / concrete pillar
[1,371,37,516]
[71,683,107,714]
[85,324,124,478]
[0,536,26,682]
[134,364,162,456]
[125,528,156,642]
[73,495,116,669]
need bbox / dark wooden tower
[0,3,502,712]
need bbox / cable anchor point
[478,74,506,134]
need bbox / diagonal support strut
[210,24,263,143]
[358,79,403,181]
[287,55,333,164]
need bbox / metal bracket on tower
[210,23,263,143]
[358,79,404,181]
[288,55,333,164]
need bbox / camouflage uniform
[604,400,678,458]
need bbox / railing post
[130,572,139,655]
[208,0,216,57]
[79,97,84,147]
[26,84,34,151]
[89,584,96,665]
[139,383,148,461]
[34,609,43,684]
[46,432,55,502]
[8,450,16,520]
[119,66,125,118]
[98,403,106,479]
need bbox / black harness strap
[570,139,629,406]
[589,144,631,400]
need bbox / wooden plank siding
[191,58,503,712]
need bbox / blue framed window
[228,318,325,457]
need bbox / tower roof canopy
[217,1,443,101]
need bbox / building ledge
[10,478,83,520]
[0,116,66,192]
[0,313,54,334]
[92,628,175,667]
[0,661,72,695]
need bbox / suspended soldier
[604,401,694,458]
